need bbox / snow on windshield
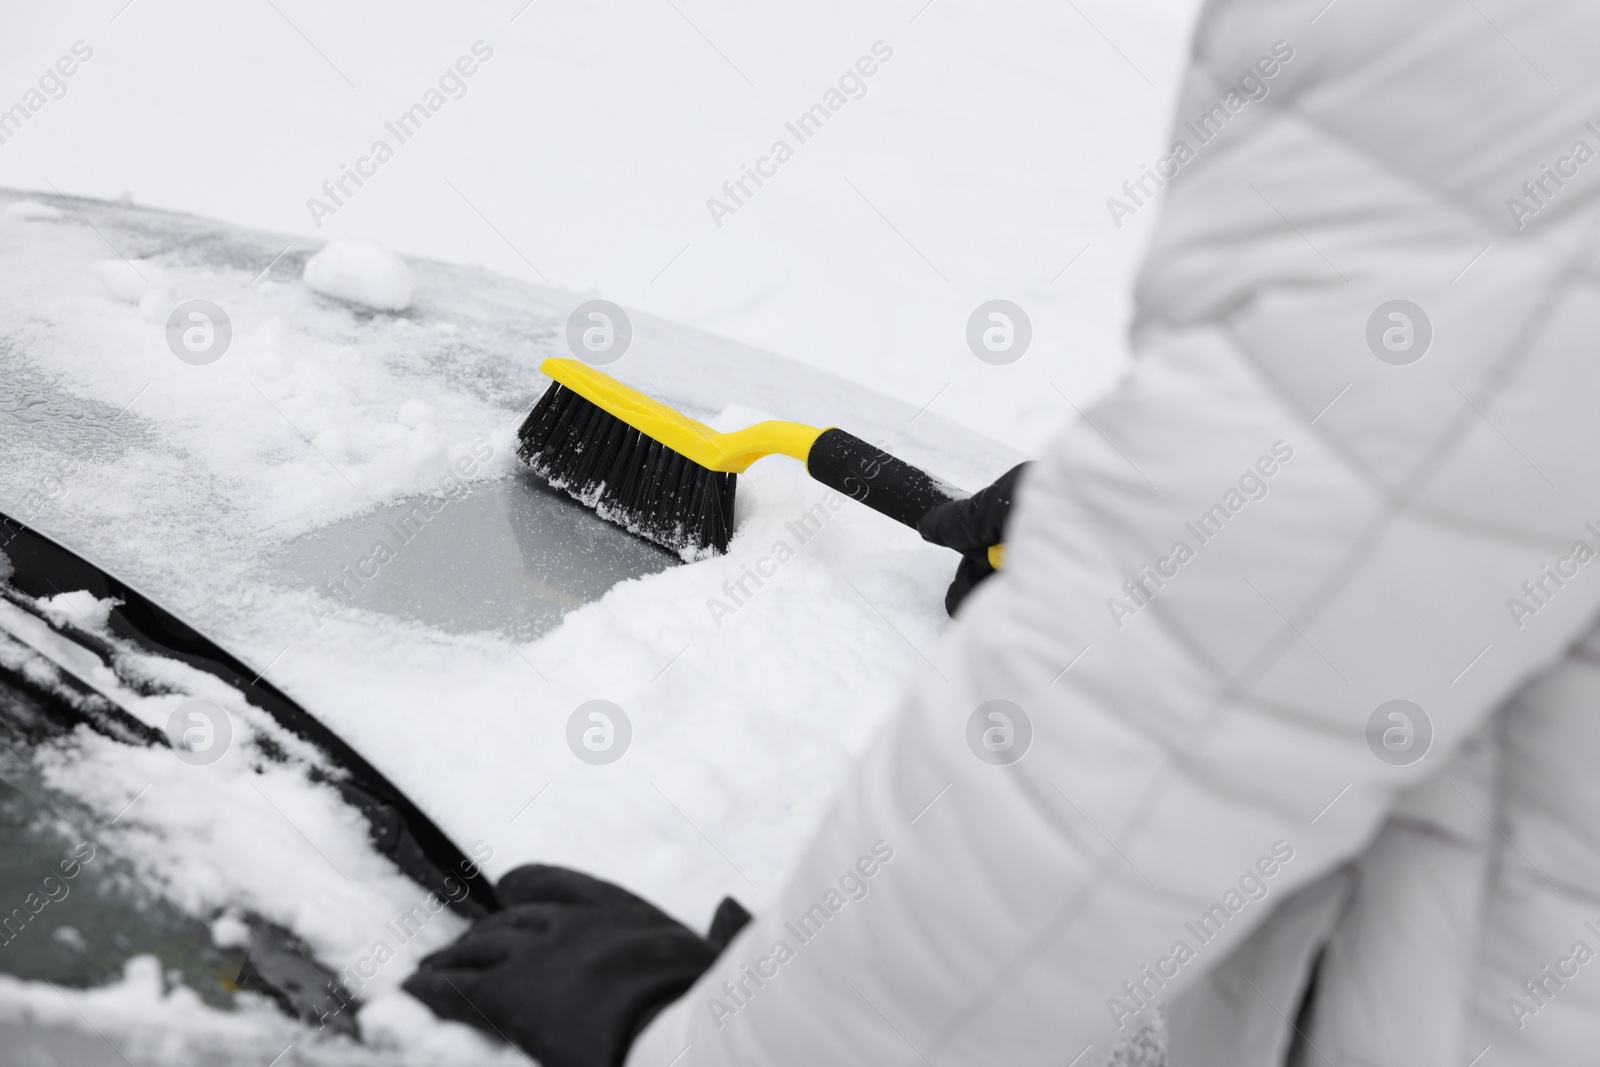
[0,586,523,1064]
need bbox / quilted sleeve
[630,0,1600,1062]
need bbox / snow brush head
[516,358,823,558]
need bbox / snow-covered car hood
[0,190,1021,1055]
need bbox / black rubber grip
[805,428,960,529]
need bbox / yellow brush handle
[543,358,1010,570]
[542,357,820,473]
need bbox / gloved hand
[402,865,751,1067]
[918,462,1030,616]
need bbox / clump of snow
[210,912,251,949]
[138,286,178,324]
[359,992,522,1064]
[6,199,64,220]
[397,399,435,428]
[247,347,288,380]
[53,925,88,952]
[38,590,119,632]
[91,258,176,304]
[304,240,415,311]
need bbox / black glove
[402,865,751,1067]
[918,462,1030,616]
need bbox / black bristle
[516,382,735,557]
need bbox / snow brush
[517,357,1008,564]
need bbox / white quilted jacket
[631,0,1600,1063]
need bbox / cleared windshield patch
[266,469,677,642]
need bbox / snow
[137,285,177,323]
[0,191,1027,1060]
[0,956,520,1066]
[209,913,252,949]
[304,239,417,312]
[396,398,436,427]
[2,589,521,1065]
[91,258,175,304]
[52,925,89,952]
[5,198,63,220]
[37,589,117,631]
[0,191,998,921]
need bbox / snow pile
[91,257,177,303]
[269,401,960,922]
[89,257,181,324]
[304,239,415,312]
[137,286,177,324]
[5,198,63,220]
[37,588,118,631]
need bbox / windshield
[0,524,524,1066]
